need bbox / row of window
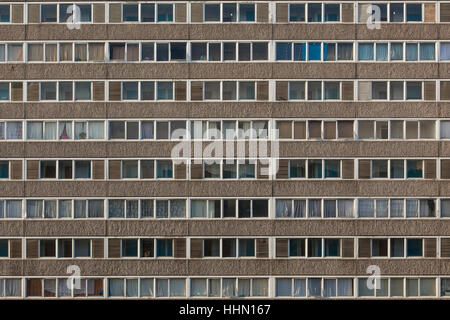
[3,276,450,299]
[1,158,449,180]
[2,2,450,24]
[1,197,449,219]
[3,41,450,63]
[3,119,450,141]
[2,236,450,259]
[2,80,449,102]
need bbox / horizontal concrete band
[0,63,448,80]
[0,24,449,41]
[0,102,448,119]
[0,141,449,158]
[0,259,448,277]
[2,219,450,237]
[0,180,448,197]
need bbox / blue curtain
[358,43,374,60]
[406,44,418,61]
[420,43,435,60]
[308,43,321,60]
[376,44,388,61]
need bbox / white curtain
[440,43,450,60]
[74,122,87,140]
[222,278,236,297]
[6,200,22,218]
[140,279,153,297]
[141,121,154,139]
[338,199,354,218]
[169,279,185,297]
[5,279,21,297]
[27,200,43,218]
[358,199,374,217]
[88,121,104,139]
[74,200,86,218]
[88,200,104,218]
[208,121,221,140]
[420,200,435,217]
[390,199,404,217]
[406,199,418,217]
[156,200,169,218]
[27,122,43,139]
[59,122,72,140]
[276,199,292,218]
[375,199,388,218]
[170,200,185,218]
[237,279,250,297]
[252,279,268,297]
[190,279,207,297]
[276,279,291,296]
[44,200,57,218]
[308,200,321,218]
[238,121,251,139]
[293,200,306,218]
[191,200,207,218]
[337,279,353,296]
[323,279,336,297]
[390,43,403,60]
[308,278,322,297]
[58,200,72,218]
[208,279,220,297]
[126,200,139,218]
[108,279,124,297]
[126,279,138,297]
[44,122,57,140]
[108,199,124,218]
[324,200,336,218]
[294,279,306,297]
[140,199,154,218]
[6,122,22,139]
[420,279,435,296]
[156,279,168,297]
[440,121,450,139]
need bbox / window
[60,4,91,23]
[122,161,138,179]
[390,3,404,22]
[40,161,56,179]
[308,239,322,257]
[308,43,321,60]
[239,4,255,22]
[324,239,340,256]
[307,82,321,100]
[156,239,172,257]
[308,160,322,178]
[290,4,305,22]
[391,43,403,60]
[372,82,387,100]
[406,82,422,100]
[41,5,57,22]
[141,3,155,22]
[358,43,373,61]
[75,82,91,100]
[75,161,91,179]
[204,4,220,22]
[0,83,8,100]
[140,81,155,100]
[372,160,388,178]
[276,43,291,61]
[308,3,322,22]
[157,4,173,22]
[324,4,340,21]
[123,4,138,22]
[74,239,90,257]
[406,160,422,178]
[223,3,237,22]
[40,82,56,100]
[39,239,56,257]
[441,43,450,61]
[289,239,305,256]
[290,160,306,178]
[407,239,422,257]
[7,44,23,61]
[324,160,340,178]
[122,82,138,100]
[238,239,255,257]
[157,82,173,100]
[0,5,10,22]
[122,239,138,257]
[156,160,172,178]
[406,4,422,21]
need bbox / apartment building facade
[0,0,449,299]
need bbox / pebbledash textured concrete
[0,1,449,299]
